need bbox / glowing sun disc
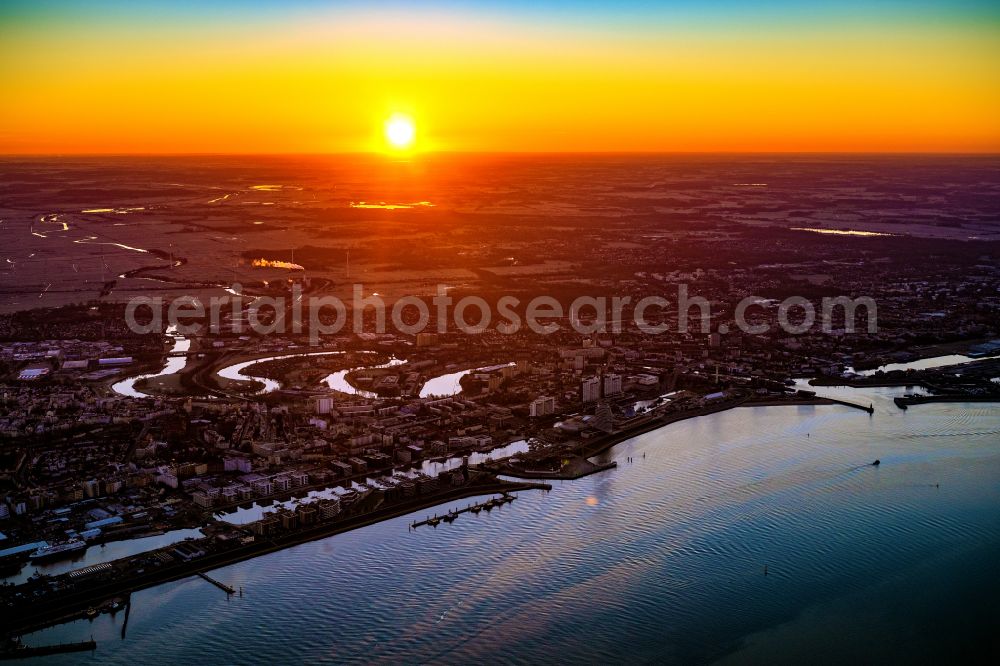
[385,115,415,149]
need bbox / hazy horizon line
[3,149,1000,158]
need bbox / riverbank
[4,394,888,633]
[742,396,874,412]
[10,354,1000,664]
[810,376,933,389]
[1,479,549,638]
[491,395,875,480]
[490,398,752,480]
[853,338,1000,370]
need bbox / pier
[411,493,517,529]
[1,640,96,660]
[197,571,235,595]
[821,397,875,414]
[120,596,131,640]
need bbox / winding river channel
[112,340,507,401]
[110,326,191,398]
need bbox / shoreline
[810,377,934,389]
[2,480,549,638]
[7,393,978,636]
[741,397,874,412]
[492,396,873,480]
[852,340,1000,370]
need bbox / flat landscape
[2,0,999,662]
[3,155,998,313]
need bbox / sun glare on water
[385,114,416,150]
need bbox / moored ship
[29,540,86,562]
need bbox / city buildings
[529,396,556,417]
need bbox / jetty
[411,493,517,529]
[196,571,235,595]
[1,639,96,660]
[120,596,132,639]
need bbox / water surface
[17,397,1000,664]
[1,529,204,586]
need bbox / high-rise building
[603,373,622,396]
[592,402,614,433]
[582,376,601,403]
[529,395,556,417]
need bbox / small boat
[872,459,881,466]
[85,607,98,619]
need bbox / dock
[411,493,516,529]
[827,397,875,414]
[120,595,132,640]
[1,640,96,660]
[196,571,235,595]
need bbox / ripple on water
[18,401,1000,665]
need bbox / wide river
[19,386,1000,664]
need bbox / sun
[384,114,416,150]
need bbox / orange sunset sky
[1,1,999,154]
